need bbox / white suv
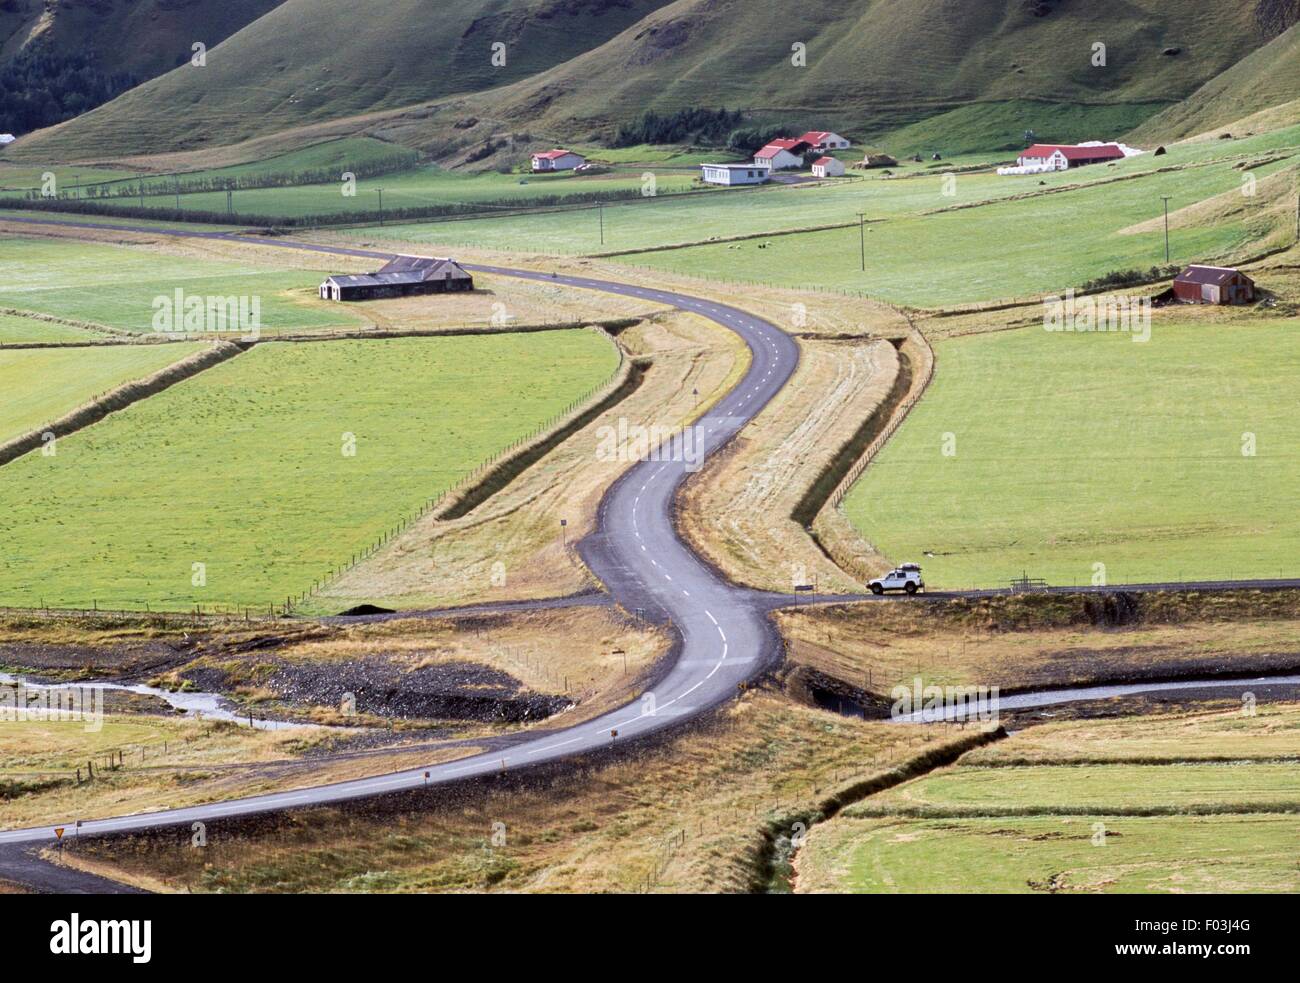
[869,563,924,595]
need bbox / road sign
[54,827,64,839]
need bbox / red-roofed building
[1016,143,1126,170]
[799,130,851,151]
[1172,265,1256,305]
[531,149,586,172]
[754,138,809,170]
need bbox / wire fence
[827,319,936,511]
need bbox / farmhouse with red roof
[754,138,809,170]
[799,130,851,151]
[531,149,586,172]
[1016,143,1126,170]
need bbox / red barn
[1172,265,1256,305]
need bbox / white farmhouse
[811,156,846,178]
[531,149,586,172]
[800,130,851,151]
[700,163,770,186]
[753,139,807,171]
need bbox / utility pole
[857,212,866,272]
[1161,196,1172,263]
[377,187,384,226]
[598,201,605,246]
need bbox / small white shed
[812,156,846,178]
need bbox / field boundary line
[0,305,134,340]
[303,329,636,611]
[0,341,244,468]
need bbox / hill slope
[7,0,676,159]
[0,0,284,84]
[1128,22,1300,141]
[9,0,1292,161]
[0,0,285,135]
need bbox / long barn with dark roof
[320,256,473,301]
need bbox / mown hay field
[797,704,1300,893]
[0,236,363,335]
[0,331,619,610]
[0,343,205,444]
[842,320,1300,589]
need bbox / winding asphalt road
[0,217,803,850]
[2,216,1298,866]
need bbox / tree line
[0,45,138,135]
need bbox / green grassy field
[0,343,204,445]
[842,320,1300,589]
[623,155,1291,306]
[0,312,110,344]
[0,236,364,335]
[0,164,142,192]
[798,813,1299,893]
[0,331,619,611]
[855,762,1300,815]
[798,705,1300,893]
[346,127,1297,306]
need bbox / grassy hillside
[11,0,1282,162]
[7,0,675,160]
[1129,23,1300,142]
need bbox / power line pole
[857,212,866,272]
[1161,195,1172,264]
[377,188,384,226]
[598,201,605,246]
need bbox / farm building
[0,134,14,146]
[812,156,846,178]
[799,130,851,151]
[1009,143,1126,172]
[754,138,809,171]
[1172,265,1256,305]
[320,256,474,301]
[531,149,586,172]
[700,163,770,186]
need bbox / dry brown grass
[963,701,1300,765]
[276,605,668,716]
[776,590,1300,695]
[680,337,899,593]
[58,691,974,893]
[309,229,913,339]
[0,604,669,832]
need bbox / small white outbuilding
[811,156,846,178]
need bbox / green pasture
[799,813,1299,893]
[0,343,203,445]
[0,236,363,335]
[0,331,619,611]
[842,320,1300,588]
